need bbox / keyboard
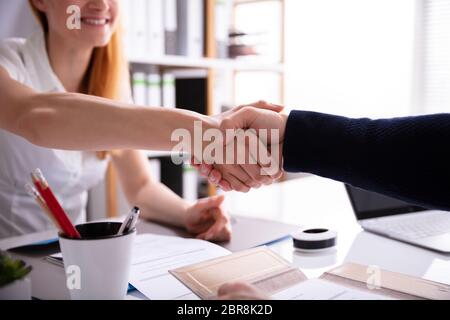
[362,212,450,239]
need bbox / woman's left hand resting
[184,194,231,242]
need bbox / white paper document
[272,278,392,300]
[129,234,230,300]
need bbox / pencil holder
[58,222,136,300]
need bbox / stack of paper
[129,234,230,300]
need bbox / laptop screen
[345,184,426,220]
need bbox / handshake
[173,101,288,193]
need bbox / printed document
[129,234,230,300]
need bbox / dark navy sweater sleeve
[282,110,450,211]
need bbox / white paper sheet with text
[129,234,230,300]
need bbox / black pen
[117,206,140,235]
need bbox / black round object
[292,228,337,251]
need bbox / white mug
[58,222,135,300]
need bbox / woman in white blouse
[0,0,281,239]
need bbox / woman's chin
[78,28,112,46]
[80,35,112,48]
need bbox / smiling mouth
[81,18,110,26]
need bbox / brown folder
[321,263,450,300]
[169,247,450,300]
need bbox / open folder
[169,247,450,300]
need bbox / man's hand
[196,103,289,192]
[184,194,232,242]
[217,282,270,300]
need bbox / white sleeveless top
[0,31,109,238]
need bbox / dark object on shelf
[197,178,210,199]
[160,157,183,197]
[229,31,247,38]
[228,44,259,58]
[228,29,263,58]
[175,77,207,114]
[229,30,265,39]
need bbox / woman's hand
[184,194,232,242]
[192,101,285,192]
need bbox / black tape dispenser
[291,228,337,252]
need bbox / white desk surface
[2,175,449,300]
[225,176,450,285]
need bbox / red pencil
[31,169,81,239]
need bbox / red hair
[29,1,129,159]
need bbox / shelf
[129,55,284,72]
[143,150,190,160]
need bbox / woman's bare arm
[0,67,282,193]
[0,66,215,151]
[111,149,188,227]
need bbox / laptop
[345,184,450,253]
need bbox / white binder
[131,0,147,57]
[162,72,176,108]
[146,0,165,56]
[132,72,147,106]
[146,72,162,107]
[163,0,178,55]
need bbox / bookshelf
[105,0,285,217]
